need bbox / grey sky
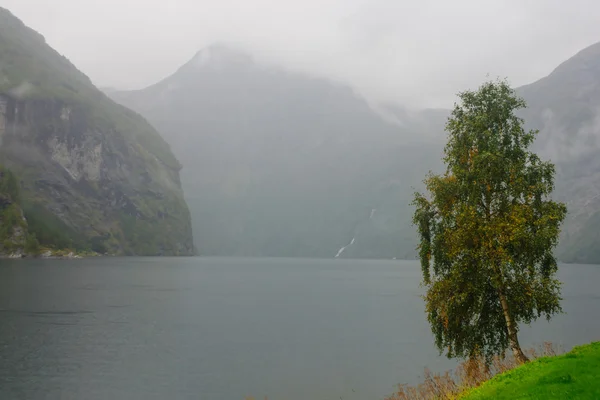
[3,0,600,107]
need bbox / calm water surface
[0,258,598,400]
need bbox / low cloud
[3,0,600,107]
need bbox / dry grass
[385,342,562,400]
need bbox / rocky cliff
[0,7,194,255]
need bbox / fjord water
[0,258,598,400]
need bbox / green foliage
[0,165,26,247]
[24,232,39,255]
[89,234,109,254]
[22,201,82,250]
[0,166,20,203]
[462,342,600,399]
[2,239,14,251]
[118,211,180,256]
[0,203,22,238]
[412,79,567,362]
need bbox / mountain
[111,40,600,262]
[0,165,33,257]
[110,44,444,258]
[516,42,600,264]
[0,7,194,255]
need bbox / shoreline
[0,250,104,260]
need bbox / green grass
[461,342,600,399]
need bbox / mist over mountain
[110,44,445,258]
[111,41,600,262]
[516,41,600,264]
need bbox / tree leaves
[412,79,567,362]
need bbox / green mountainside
[0,164,35,256]
[0,7,194,256]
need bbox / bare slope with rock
[0,7,194,255]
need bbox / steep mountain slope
[0,7,194,255]
[111,41,600,262]
[111,44,444,258]
[0,165,34,257]
[517,42,600,264]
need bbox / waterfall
[334,208,377,258]
[335,235,357,258]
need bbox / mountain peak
[189,43,253,70]
[544,41,600,83]
[518,40,600,105]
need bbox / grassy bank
[248,342,599,400]
[386,343,561,399]
[461,341,600,399]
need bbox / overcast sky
[3,0,600,107]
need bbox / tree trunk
[498,287,529,364]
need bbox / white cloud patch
[3,0,600,107]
